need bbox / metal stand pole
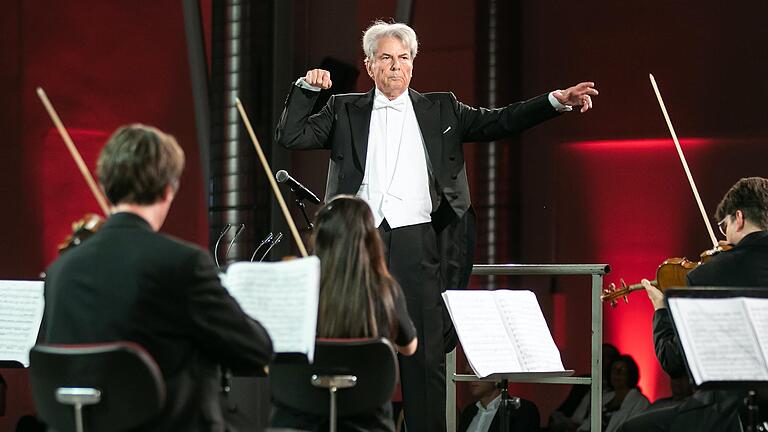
[497,379,520,432]
[295,199,313,232]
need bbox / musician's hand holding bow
[553,81,599,113]
[303,69,333,90]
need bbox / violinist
[622,177,768,432]
[271,195,417,432]
[40,124,274,432]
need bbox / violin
[602,244,732,306]
[57,213,105,253]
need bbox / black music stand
[665,286,768,432]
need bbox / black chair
[29,342,166,432]
[269,338,399,432]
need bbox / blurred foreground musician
[622,177,768,432]
[41,124,274,431]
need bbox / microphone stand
[293,197,314,232]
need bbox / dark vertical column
[474,0,523,288]
[209,0,273,429]
[209,0,271,265]
[182,0,212,211]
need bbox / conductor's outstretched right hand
[304,69,332,90]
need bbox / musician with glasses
[621,177,768,432]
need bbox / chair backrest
[29,341,166,432]
[270,338,398,417]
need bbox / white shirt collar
[373,87,411,105]
[476,394,502,412]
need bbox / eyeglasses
[717,217,729,237]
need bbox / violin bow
[649,74,718,248]
[235,98,308,257]
[36,87,111,216]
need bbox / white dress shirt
[467,394,502,432]
[356,88,432,228]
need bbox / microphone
[213,224,232,269]
[260,232,283,262]
[224,224,245,263]
[275,170,321,204]
[250,232,274,262]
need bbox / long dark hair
[312,195,398,340]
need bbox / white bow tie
[373,97,406,111]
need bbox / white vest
[356,88,432,228]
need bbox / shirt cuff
[548,91,573,112]
[295,77,321,92]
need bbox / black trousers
[379,220,445,432]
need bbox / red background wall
[0,1,208,428]
[2,0,768,428]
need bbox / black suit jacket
[651,231,768,431]
[276,85,559,221]
[276,85,560,351]
[43,212,274,432]
[457,397,540,432]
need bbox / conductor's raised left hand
[553,82,599,113]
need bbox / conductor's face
[366,37,413,100]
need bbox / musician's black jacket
[648,231,768,431]
[42,212,274,432]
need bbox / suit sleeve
[275,83,335,150]
[653,308,688,378]
[454,92,561,143]
[183,249,274,373]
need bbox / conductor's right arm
[275,69,335,151]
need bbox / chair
[269,338,399,432]
[29,342,166,432]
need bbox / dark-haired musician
[623,177,768,432]
[41,124,274,432]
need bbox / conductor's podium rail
[446,263,610,432]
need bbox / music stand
[665,286,768,431]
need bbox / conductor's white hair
[362,21,418,62]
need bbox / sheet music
[0,281,44,367]
[223,257,320,362]
[744,298,768,372]
[669,297,768,385]
[494,290,565,372]
[442,291,522,378]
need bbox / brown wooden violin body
[57,213,105,253]
[602,245,732,307]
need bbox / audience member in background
[270,195,417,432]
[458,380,540,432]
[548,343,620,431]
[572,355,649,432]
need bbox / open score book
[668,296,768,386]
[442,289,565,378]
[222,256,320,362]
[0,280,44,367]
